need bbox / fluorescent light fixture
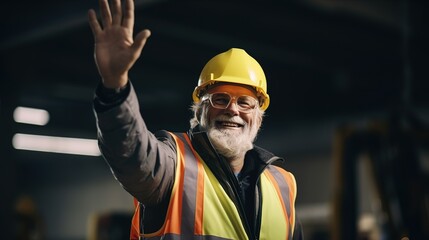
[13,107,50,126]
[12,133,101,156]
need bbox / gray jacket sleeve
[93,83,176,206]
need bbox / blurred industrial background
[1,0,429,239]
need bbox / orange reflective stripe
[194,170,204,235]
[265,169,289,239]
[163,135,186,235]
[280,169,297,231]
[130,199,141,239]
[174,133,205,236]
[268,166,296,238]
[181,134,205,235]
[194,159,204,235]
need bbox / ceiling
[1,0,429,158]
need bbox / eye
[211,93,230,106]
[237,96,256,108]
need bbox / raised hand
[88,0,151,88]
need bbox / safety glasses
[201,92,259,113]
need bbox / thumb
[133,29,151,53]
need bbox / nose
[224,100,240,115]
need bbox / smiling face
[199,83,263,159]
[205,84,260,130]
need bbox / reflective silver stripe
[267,166,292,239]
[175,133,199,236]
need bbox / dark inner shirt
[236,151,262,233]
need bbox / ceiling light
[12,133,101,157]
[13,107,50,126]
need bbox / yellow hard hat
[192,48,270,110]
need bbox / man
[88,0,303,239]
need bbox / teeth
[220,121,240,127]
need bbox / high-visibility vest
[130,132,297,239]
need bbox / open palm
[88,0,150,88]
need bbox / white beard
[202,114,260,159]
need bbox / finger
[88,9,102,37]
[122,0,134,30]
[111,0,122,25]
[99,0,112,27]
[132,29,151,53]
